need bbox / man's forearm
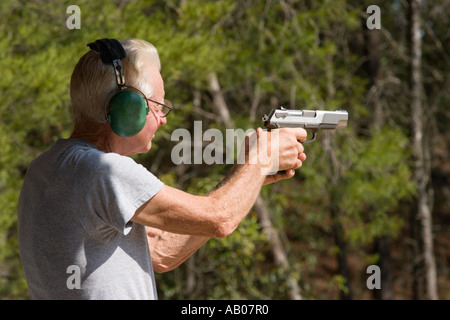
[148,163,265,272]
[137,163,266,239]
[206,163,266,235]
[147,227,209,273]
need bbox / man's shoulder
[28,138,137,177]
[61,138,137,166]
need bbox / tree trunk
[325,54,352,300]
[207,73,302,299]
[331,207,352,300]
[409,0,438,300]
[208,73,232,128]
[254,196,302,300]
[362,19,395,300]
[362,18,383,127]
[372,237,394,300]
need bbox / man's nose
[159,114,167,126]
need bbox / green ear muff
[88,39,150,137]
[107,90,149,137]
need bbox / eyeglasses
[145,98,173,117]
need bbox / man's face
[122,57,167,155]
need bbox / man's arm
[132,160,268,238]
[132,128,307,270]
[146,227,209,273]
[132,128,306,237]
[143,163,268,273]
[143,162,269,273]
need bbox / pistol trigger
[303,129,318,144]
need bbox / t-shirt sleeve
[75,152,164,241]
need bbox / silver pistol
[262,107,348,143]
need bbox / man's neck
[70,122,112,153]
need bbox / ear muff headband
[87,38,149,137]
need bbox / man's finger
[294,128,308,142]
[283,128,307,142]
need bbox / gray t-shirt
[18,138,164,299]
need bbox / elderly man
[18,38,306,299]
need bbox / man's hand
[240,127,307,184]
[263,128,307,184]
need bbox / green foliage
[338,127,416,244]
[294,126,415,243]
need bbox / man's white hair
[70,39,161,126]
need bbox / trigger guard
[302,130,318,144]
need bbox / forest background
[0,0,448,300]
